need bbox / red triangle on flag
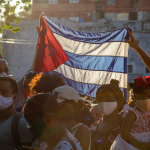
[34,15,69,72]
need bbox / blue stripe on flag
[64,51,127,73]
[48,71,127,99]
[44,15,127,44]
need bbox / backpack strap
[62,138,77,150]
[11,112,23,148]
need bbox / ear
[42,113,51,125]
[12,93,18,101]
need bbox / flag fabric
[32,13,129,98]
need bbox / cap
[52,85,82,103]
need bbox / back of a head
[24,93,59,121]
[0,77,18,94]
[96,79,126,113]
[30,73,65,95]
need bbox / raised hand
[125,28,140,51]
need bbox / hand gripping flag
[31,13,129,98]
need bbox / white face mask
[0,72,8,77]
[97,102,117,116]
[0,72,13,77]
[136,99,150,113]
[0,94,14,110]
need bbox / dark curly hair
[96,79,126,113]
[29,73,65,95]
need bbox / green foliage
[0,0,31,33]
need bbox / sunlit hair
[29,72,43,96]
[30,73,65,95]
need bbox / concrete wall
[2,20,39,81]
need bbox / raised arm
[125,28,150,71]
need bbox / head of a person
[52,85,95,126]
[96,79,126,116]
[90,105,102,121]
[29,73,65,96]
[130,76,150,113]
[23,71,38,91]
[0,59,9,75]
[0,77,18,111]
[24,93,60,141]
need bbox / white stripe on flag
[53,64,127,88]
[54,33,129,57]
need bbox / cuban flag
[31,13,129,98]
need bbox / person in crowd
[24,93,82,150]
[0,58,35,108]
[15,71,38,112]
[111,76,150,150]
[125,28,150,71]
[29,73,95,127]
[90,105,102,121]
[90,79,126,150]
[29,73,65,96]
[52,85,91,150]
[0,58,9,76]
[0,76,33,150]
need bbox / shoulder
[18,116,33,142]
[76,124,90,133]
[54,137,82,150]
[122,110,137,126]
[18,116,29,127]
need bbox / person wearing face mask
[24,93,82,150]
[0,76,33,150]
[111,76,150,150]
[90,79,126,150]
[0,58,33,109]
[0,59,9,76]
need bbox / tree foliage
[0,0,31,33]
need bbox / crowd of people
[0,28,150,150]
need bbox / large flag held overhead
[31,13,129,98]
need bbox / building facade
[32,0,98,22]
[32,0,150,22]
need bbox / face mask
[0,72,8,77]
[97,102,117,116]
[136,99,150,113]
[0,72,13,77]
[0,94,14,110]
[29,117,73,142]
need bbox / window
[49,0,58,4]
[69,17,79,22]
[142,21,150,31]
[128,65,133,73]
[70,0,79,3]
[107,0,115,5]
[145,67,150,73]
